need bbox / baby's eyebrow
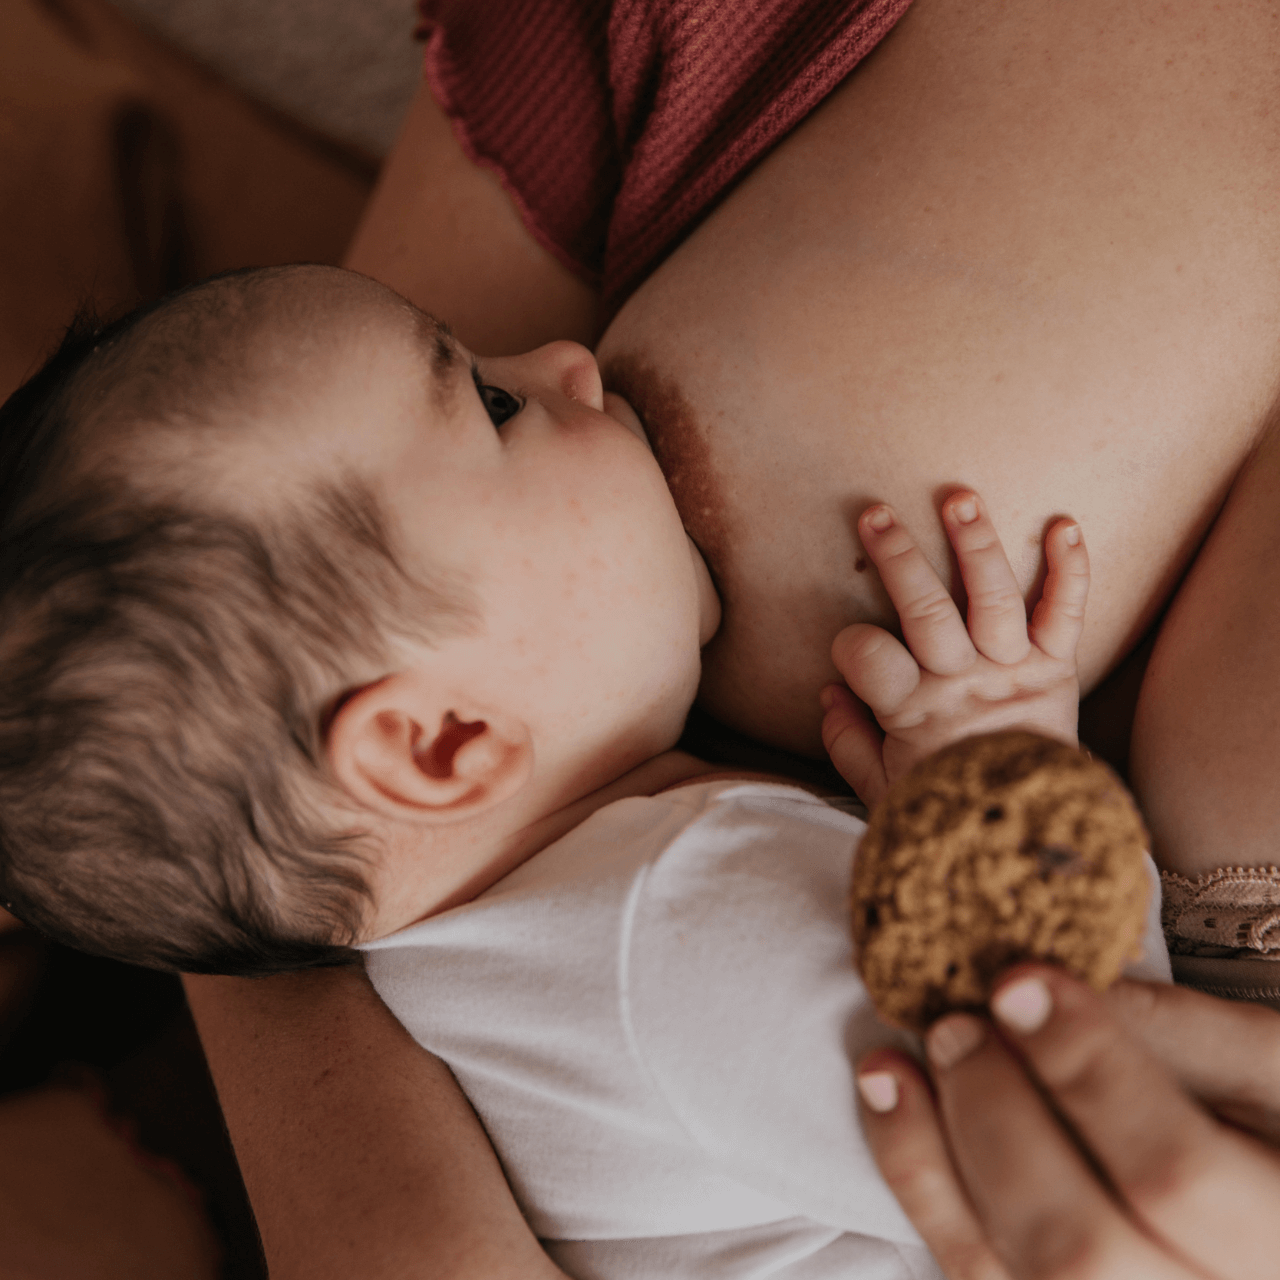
[410,309,463,412]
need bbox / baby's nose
[537,341,604,412]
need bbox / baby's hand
[821,490,1089,807]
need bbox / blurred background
[0,1,421,1273]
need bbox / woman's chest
[597,0,1280,755]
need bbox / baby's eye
[471,363,523,428]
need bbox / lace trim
[1161,867,1280,958]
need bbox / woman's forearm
[184,966,567,1280]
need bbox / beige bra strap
[1161,868,1280,1011]
[1161,867,1280,956]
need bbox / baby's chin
[602,391,652,449]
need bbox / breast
[598,0,1280,756]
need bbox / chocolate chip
[1034,844,1084,878]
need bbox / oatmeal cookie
[852,731,1149,1031]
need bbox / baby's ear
[325,673,533,823]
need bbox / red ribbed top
[418,0,914,319]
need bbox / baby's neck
[379,741,843,938]
[426,750,823,920]
[504,750,838,877]
[503,749,725,870]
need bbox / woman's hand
[821,490,1088,807]
[856,966,1280,1279]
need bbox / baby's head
[0,265,718,974]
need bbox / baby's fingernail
[992,976,1053,1034]
[952,497,978,524]
[926,1014,985,1071]
[820,685,839,712]
[1064,523,1081,547]
[857,1071,899,1113]
[865,505,894,533]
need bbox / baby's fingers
[859,505,974,675]
[821,684,888,806]
[1028,519,1089,662]
[942,492,1030,666]
[831,623,921,718]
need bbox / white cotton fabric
[363,780,1170,1279]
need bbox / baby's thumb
[821,685,887,808]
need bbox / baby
[0,263,1167,1276]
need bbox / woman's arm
[343,82,598,355]
[184,966,568,1280]
[857,966,1280,1279]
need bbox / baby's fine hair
[0,265,464,975]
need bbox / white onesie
[363,779,1170,1280]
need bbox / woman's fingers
[866,972,1280,1280]
[820,683,888,805]
[856,1051,1013,1280]
[1104,980,1280,1144]
[1027,519,1089,662]
[859,505,975,675]
[923,1011,1198,1280]
[941,492,1031,666]
[988,966,1280,1278]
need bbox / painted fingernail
[926,1014,985,1071]
[1064,523,1081,547]
[865,505,894,532]
[858,1071,899,1113]
[992,976,1053,1034]
[952,497,978,524]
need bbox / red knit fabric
[418,0,914,319]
